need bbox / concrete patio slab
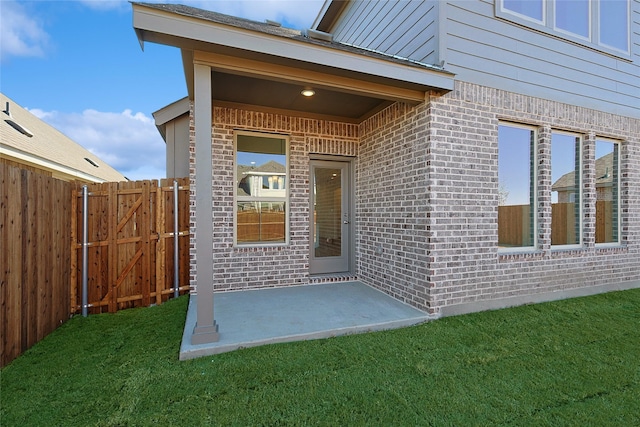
[180,281,430,360]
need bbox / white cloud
[0,1,50,62]
[29,108,166,181]
[0,0,323,65]
[179,0,324,30]
[76,0,324,28]
[77,0,129,11]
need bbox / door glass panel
[313,168,342,258]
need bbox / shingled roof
[1,93,126,182]
[134,2,449,73]
[237,160,286,197]
[552,152,615,191]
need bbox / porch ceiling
[209,70,393,123]
[132,2,455,123]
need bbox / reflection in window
[313,168,342,258]
[502,0,544,22]
[595,139,620,244]
[599,0,629,52]
[498,124,536,249]
[555,0,590,39]
[235,132,288,244]
[551,132,582,246]
[236,202,286,243]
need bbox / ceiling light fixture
[301,88,315,97]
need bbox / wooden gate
[70,178,190,314]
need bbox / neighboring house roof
[247,160,286,174]
[0,93,126,183]
[552,152,615,191]
[237,161,286,197]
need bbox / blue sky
[1,0,323,180]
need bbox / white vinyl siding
[444,0,639,118]
[326,0,639,118]
[497,0,630,55]
[330,0,440,65]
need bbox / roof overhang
[0,145,110,183]
[152,96,190,141]
[133,3,454,123]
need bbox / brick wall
[188,81,639,316]
[357,102,433,311]
[421,81,639,314]
[189,107,358,292]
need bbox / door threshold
[309,273,358,284]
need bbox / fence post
[82,185,88,317]
[174,180,179,299]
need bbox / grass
[2,289,640,426]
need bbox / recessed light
[301,88,315,97]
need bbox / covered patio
[180,282,430,360]
[133,2,454,351]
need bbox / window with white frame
[599,0,629,52]
[235,131,289,245]
[502,0,544,22]
[555,0,590,40]
[595,138,620,244]
[550,131,582,247]
[497,0,630,54]
[498,123,537,249]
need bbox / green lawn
[2,289,640,426]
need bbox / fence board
[71,178,190,314]
[2,164,189,367]
[596,200,614,243]
[1,164,71,368]
[22,171,36,353]
[2,165,23,366]
[500,202,611,247]
[108,182,118,312]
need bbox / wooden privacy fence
[237,210,285,242]
[499,201,615,246]
[71,178,191,315]
[1,164,72,367]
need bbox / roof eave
[132,3,454,100]
[152,96,190,142]
[0,145,113,183]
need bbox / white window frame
[497,122,539,254]
[496,0,631,57]
[597,0,630,54]
[550,130,583,250]
[594,138,622,248]
[499,0,546,25]
[233,130,290,247]
[553,0,591,43]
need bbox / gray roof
[1,93,126,182]
[134,2,449,73]
[249,160,286,174]
[552,152,615,191]
[237,160,286,196]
